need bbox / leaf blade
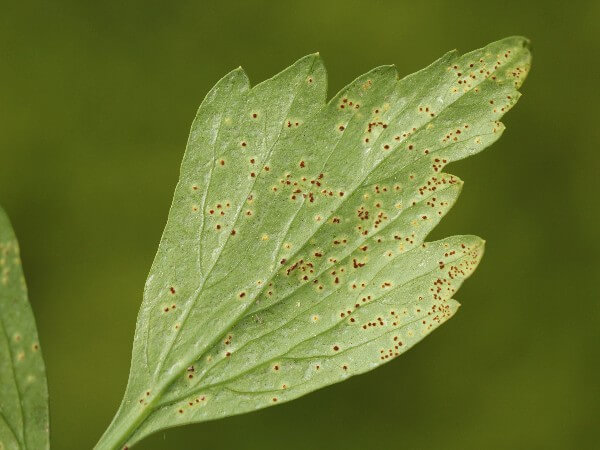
[97,36,530,449]
[0,207,49,450]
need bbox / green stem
[94,385,164,450]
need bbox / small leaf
[0,207,49,450]
[97,36,531,449]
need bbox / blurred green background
[1,1,598,448]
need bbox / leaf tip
[0,204,15,241]
[448,298,461,313]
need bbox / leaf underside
[97,36,531,449]
[0,207,49,450]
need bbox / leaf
[0,207,49,450]
[97,36,531,449]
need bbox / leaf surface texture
[97,36,531,449]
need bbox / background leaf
[0,207,49,450]
[95,36,531,449]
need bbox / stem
[94,385,164,450]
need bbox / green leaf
[0,207,49,450]
[97,36,531,449]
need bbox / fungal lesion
[338,97,360,110]
[380,334,404,361]
[162,303,176,313]
[418,105,436,118]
